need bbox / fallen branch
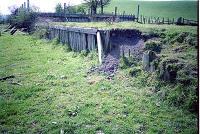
[0,75,15,81]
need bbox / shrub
[32,28,48,39]
[119,56,138,69]
[158,57,185,82]
[80,50,88,57]
[165,84,198,112]
[176,63,197,85]
[51,38,60,45]
[87,50,98,60]
[9,8,37,32]
[119,56,131,69]
[144,40,162,53]
[128,67,142,77]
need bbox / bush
[119,56,139,69]
[165,84,198,112]
[128,67,142,77]
[80,50,88,57]
[176,63,197,85]
[8,7,37,32]
[144,40,162,53]
[32,28,48,39]
[158,57,184,82]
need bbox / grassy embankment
[51,22,197,33]
[101,0,197,20]
[0,23,198,133]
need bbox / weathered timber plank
[50,26,97,35]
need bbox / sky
[0,0,84,15]
[0,0,196,15]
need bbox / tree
[84,0,98,15]
[84,0,111,15]
[8,5,38,32]
[76,6,86,14]
[0,13,2,24]
[55,3,63,14]
[99,0,111,14]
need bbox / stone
[142,50,157,71]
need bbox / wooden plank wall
[48,26,98,52]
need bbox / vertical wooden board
[78,33,81,51]
[78,33,80,51]
[74,32,77,51]
[82,33,87,50]
[104,31,110,53]
[51,29,54,39]
[92,35,96,50]
[72,32,75,50]
[87,34,92,51]
[69,32,73,50]
[60,30,63,44]
[66,31,69,44]
[62,30,65,44]
[53,29,55,38]
[79,33,83,51]
[76,33,79,51]
[80,33,83,50]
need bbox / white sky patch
[0,0,84,15]
[0,0,196,15]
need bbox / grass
[0,30,198,133]
[51,22,198,34]
[101,0,197,20]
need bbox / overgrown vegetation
[0,22,198,133]
[119,28,198,113]
[7,7,37,32]
[0,32,197,133]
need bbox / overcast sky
[0,0,84,15]
[0,0,196,15]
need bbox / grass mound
[0,25,198,133]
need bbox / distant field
[101,0,197,20]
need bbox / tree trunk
[100,0,103,14]
[91,6,97,15]
[101,6,103,14]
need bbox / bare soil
[89,30,145,78]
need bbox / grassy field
[101,0,198,20]
[0,25,198,133]
[51,22,198,34]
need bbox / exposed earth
[88,30,145,78]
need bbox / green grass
[0,31,197,133]
[101,0,197,20]
[51,22,198,34]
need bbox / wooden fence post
[64,3,66,15]
[27,0,30,11]
[114,7,117,16]
[24,2,26,9]
[123,11,125,21]
[97,31,103,64]
[143,16,145,24]
[137,5,140,22]
[148,17,150,24]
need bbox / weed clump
[144,40,162,53]
[119,56,139,69]
[80,50,88,57]
[32,28,49,39]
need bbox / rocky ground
[88,30,145,78]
